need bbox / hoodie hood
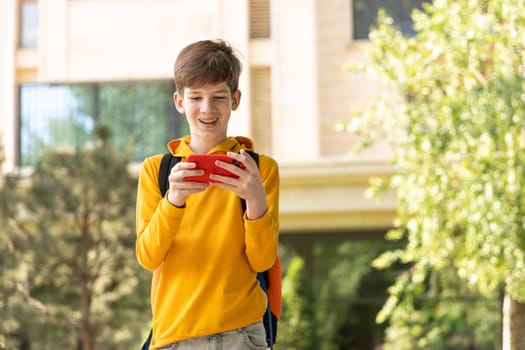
[167,136,254,157]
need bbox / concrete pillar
[271,0,320,162]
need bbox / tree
[314,239,396,349]
[7,126,151,349]
[0,140,41,349]
[345,0,525,348]
[279,256,319,349]
[280,235,401,349]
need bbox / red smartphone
[185,154,244,183]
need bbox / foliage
[279,237,401,350]
[345,0,525,348]
[376,264,500,350]
[314,240,391,349]
[0,126,151,349]
[278,256,319,350]
[0,141,31,349]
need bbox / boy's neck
[189,135,228,154]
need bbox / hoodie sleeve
[244,155,280,272]
[135,155,185,271]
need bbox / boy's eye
[189,96,201,101]
[214,96,227,100]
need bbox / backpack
[141,151,281,350]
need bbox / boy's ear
[173,92,185,114]
[231,89,241,111]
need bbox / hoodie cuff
[161,196,186,218]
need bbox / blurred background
[1,0,514,349]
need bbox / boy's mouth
[199,118,219,125]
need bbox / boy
[135,39,280,350]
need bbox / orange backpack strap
[267,256,282,319]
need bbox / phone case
[185,154,244,183]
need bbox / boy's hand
[210,149,268,220]
[166,161,209,207]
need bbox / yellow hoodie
[135,136,280,349]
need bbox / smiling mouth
[199,118,219,125]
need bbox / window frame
[351,0,429,41]
[17,80,187,166]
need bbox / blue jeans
[157,321,267,350]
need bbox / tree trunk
[502,293,525,350]
[78,275,93,350]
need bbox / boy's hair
[173,39,243,95]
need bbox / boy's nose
[201,99,216,112]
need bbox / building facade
[0,0,399,234]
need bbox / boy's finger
[227,150,255,167]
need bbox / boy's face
[173,82,241,141]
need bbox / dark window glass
[279,232,399,348]
[19,0,38,48]
[352,0,429,40]
[19,81,188,166]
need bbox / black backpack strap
[245,150,259,165]
[158,153,181,197]
[257,270,275,347]
[140,328,152,350]
[241,151,259,212]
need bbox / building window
[19,0,39,48]
[352,0,429,40]
[18,81,188,166]
[250,0,271,39]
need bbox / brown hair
[173,39,243,95]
